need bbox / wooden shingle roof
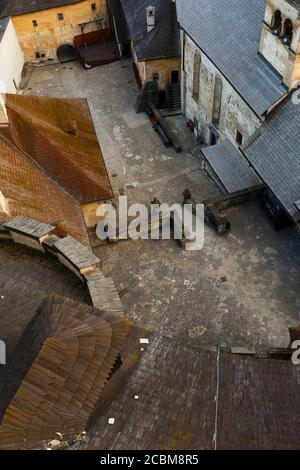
[0,294,130,449]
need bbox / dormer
[259,0,300,88]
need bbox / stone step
[84,269,123,316]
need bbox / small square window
[32,20,38,27]
[35,51,41,59]
[57,13,64,21]
[152,72,159,81]
[236,130,243,146]
[91,3,96,10]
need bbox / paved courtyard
[21,59,300,349]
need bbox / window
[282,19,293,46]
[32,19,38,27]
[271,10,282,35]
[35,52,41,59]
[91,3,96,10]
[212,76,223,127]
[236,130,243,146]
[171,70,179,84]
[192,50,201,102]
[57,13,64,21]
[152,72,159,81]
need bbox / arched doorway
[57,44,76,63]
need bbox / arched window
[271,10,282,35]
[192,50,201,102]
[212,75,223,127]
[282,19,293,46]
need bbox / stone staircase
[168,83,181,111]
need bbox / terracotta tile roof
[2,94,113,203]
[0,94,113,245]
[0,294,130,449]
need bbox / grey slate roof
[0,0,82,17]
[202,140,260,193]
[287,0,300,10]
[176,0,287,116]
[243,94,300,225]
[116,0,180,61]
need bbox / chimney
[0,95,9,128]
[146,6,156,33]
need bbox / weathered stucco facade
[11,0,108,63]
[182,33,260,147]
[259,0,300,88]
[144,57,181,89]
[132,45,180,90]
[0,18,24,92]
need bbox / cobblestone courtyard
[20,59,300,349]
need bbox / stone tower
[259,0,300,88]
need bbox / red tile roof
[0,94,113,245]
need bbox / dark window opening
[122,43,131,57]
[91,3,96,10]
[271,10,282,35]
[211,133,217,146]
[212,76,223,127]
[236,130,243,146]
[192,50,201,102]
[35,51,41,59]
[282,19,293,46]
[57,13,64,21]
[152,72,159,81]
[171,70,179,84]
[32,20,38,27]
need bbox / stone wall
[183,34,261,147]
[259,0,300,88]
[131,44,180,91]
[11,0,108,63]
[145,57,181,90]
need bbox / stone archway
[57,44,76,63]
